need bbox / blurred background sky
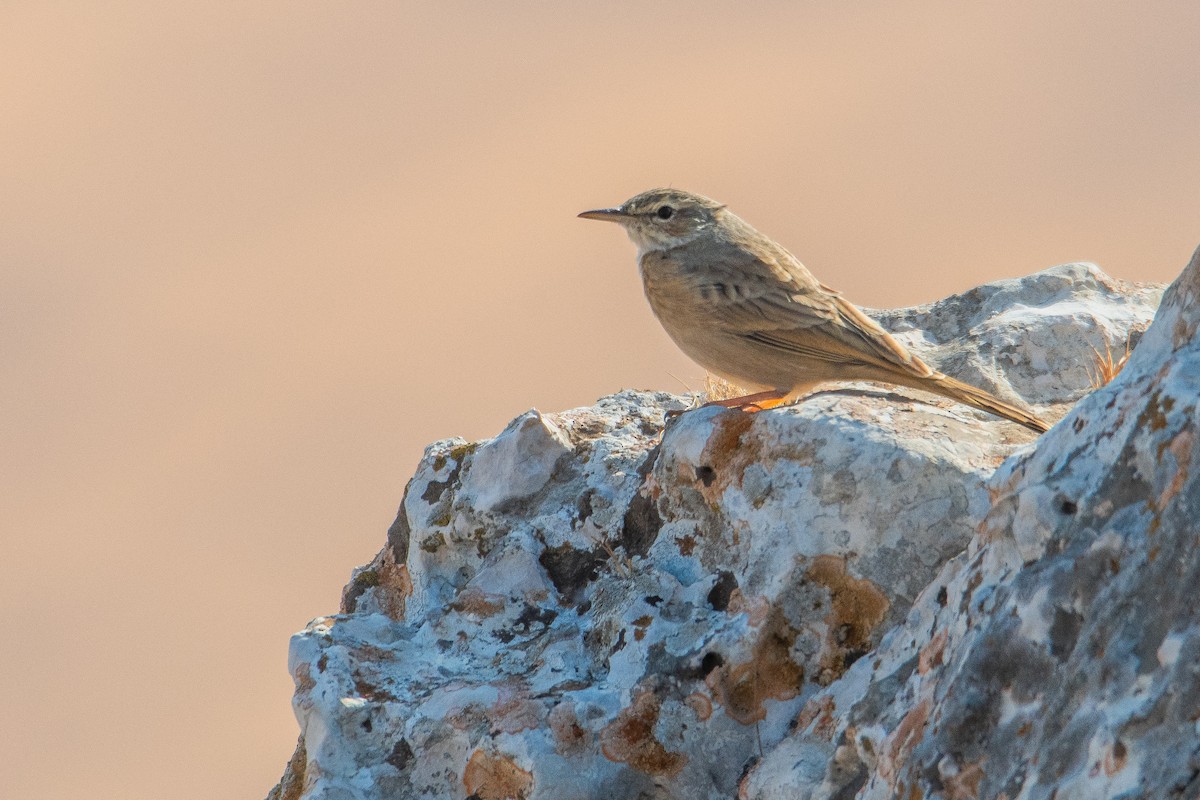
[2,2,1198,798]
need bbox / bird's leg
[701,389,788,413]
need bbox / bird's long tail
[921,372,1050,433]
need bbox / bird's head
[578,188,725,253]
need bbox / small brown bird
[579,188,1049,433]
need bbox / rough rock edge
[265,262,1167,800]
[741,245,1200,799]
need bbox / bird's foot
[700,389,788,413]
[665,390,787,423]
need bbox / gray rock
[871,261,1162,406]
[744,249,1200,800]
[268,262,1167,800]
[459,410,574,514]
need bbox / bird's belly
[647,293,822,394]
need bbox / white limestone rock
[459,410,574,514]
[268,262,1165,800]
[742,248,1200,800]
[871,261,1162,406]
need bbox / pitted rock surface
[268,262,1167,800]
[743,249,1200,800]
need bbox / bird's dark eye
[656,205,674,220]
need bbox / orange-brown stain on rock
[351,672,397,703]
[807,555,890,681]
[794,695,837,741]
[726,590,770,625]
[919,629,949,675]
[449,588,506,618]
[548,700,591,758]
[684,692,712,721]
[1138,390,1175,433]
[599,690,687,778]
[675,532,697,556]
[490,681,547,734]
[463,749,534,800]
[632,614,654,642]
[270,736,307,800]
[1102,739,1128,777]
[1175,314,1199,349]
[1157,429,1193,509]
[885,699,930,776]
[709,607,804,725]
[341,550,413,620]
[693,411,757,500]
[293,662,316,693]
[942,758,986,800]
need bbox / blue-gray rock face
[267,261,1172,800]
[747,250,1200,800]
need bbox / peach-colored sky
[2,3,1197,798]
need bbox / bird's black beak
[577,207,627,222]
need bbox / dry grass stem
[585,531,634,579]
[1088,339,1132,388]
[703,373,746,402]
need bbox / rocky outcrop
[267,261,1172,800]
[744,252,1200,799]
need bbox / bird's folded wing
[690,249,932,378]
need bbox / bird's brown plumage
[580,188,1049,433]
